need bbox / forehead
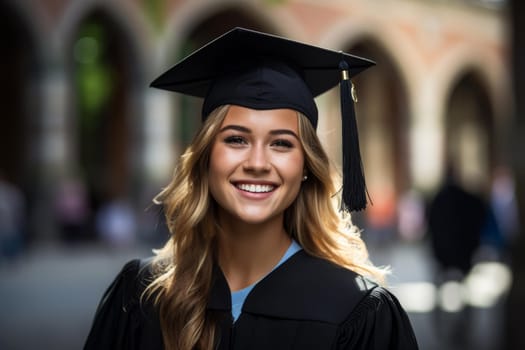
[221,105,299,131]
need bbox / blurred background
[0,0,523,349]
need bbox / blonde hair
[288,114,386,281]
[146,105,386,350]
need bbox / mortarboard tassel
[338,59,369,212]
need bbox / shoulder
[94,257,156,315]
[293,250,377,290]
[84,258,162,349]
[336,286,419,349]
[243,250,378,324]
[242,251,419,348]
[283,250,378,302]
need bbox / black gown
[84,250,418,349]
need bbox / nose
[243,144,271,173]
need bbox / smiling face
[208,105,305,227]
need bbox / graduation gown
[84,250,418,349]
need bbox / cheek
[209,143,230,175]
[208,145,239,198]
[278,153,305,183]
[208,147,224,193]
[210,144,242,171]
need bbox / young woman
[84,28,418,350]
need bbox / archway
[445,72,494,194]
[343,40,409,240]
[67,9,138,239]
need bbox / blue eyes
[223,136,294,149]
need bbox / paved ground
[0,239,508,349]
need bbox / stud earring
[302,175,308,181]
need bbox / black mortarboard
[150,27,373,212]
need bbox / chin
[233,210,282,226]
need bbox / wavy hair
[145,104,387,350]
[287,114,386,281]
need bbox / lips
[235,183,276,193]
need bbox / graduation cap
[150,27,373,212]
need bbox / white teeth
[237,184,275,193]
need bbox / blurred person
[478,202,504,262]
[54,176,90,242]
[365,185,397,245]
[95,197,137,248]
[397,189,426,241]
[485,166,519,260]
[0,170,25,261]
[427,164,488,348]
[84,28,418,349]
[427,164,487,277]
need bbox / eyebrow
[219,125,299,139]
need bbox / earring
[302,175,308,181]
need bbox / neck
[216,215,291,292]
